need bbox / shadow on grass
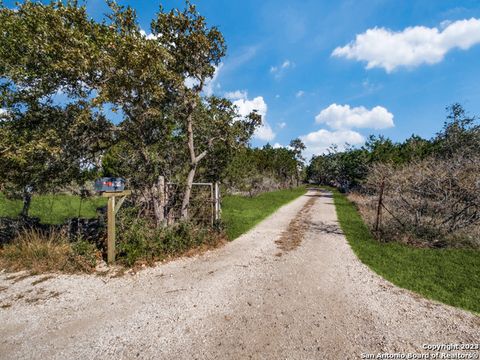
[305,188,333,199]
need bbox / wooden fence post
[209,183,214,226]
[107,196,116,264]
[103,190,131,264]
[375,180,385,233]
[214,182,221,221]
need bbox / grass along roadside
[0,229,98,274]
[0,188,307,235]
[0,187,306,272]
[222,186,307,240]
[332,189,480,314]
[0,193,107,224]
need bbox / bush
[116,207,223,267]
[364,154,480,247]
[0,229,99,273]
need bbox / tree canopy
[0,0,260,221]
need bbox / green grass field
[0,193,107,224]
[0,187,307,241]
[332,189,480,314]
[222,187,307,240]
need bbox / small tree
[289,138,306,186]
[151,3,259,219]
[433,103,479,158]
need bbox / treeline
[0,1,304,227]
[307,104,480,248]
[223,140,305,196]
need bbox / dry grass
[31,275,55,286]
[275,194,317,254]
[0,229,98,274]
[365,156,480,247]
[348,191,480,249]
[347,192,377,228]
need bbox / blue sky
[6,0,480,158]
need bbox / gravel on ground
[0,190,479,359]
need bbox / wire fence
[164,181,221,226]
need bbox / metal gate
[164,181,221,226]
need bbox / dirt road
[0,190,479,359]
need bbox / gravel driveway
[0,190,479,359]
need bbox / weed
[0,229,98,273]
[116,207,224,267]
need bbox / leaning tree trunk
[181,101,199,220]
[181,164,197,220]
[180,102,209,220]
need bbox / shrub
[364,154,480,248]
[0,229,99,273]
[116,206,223,267]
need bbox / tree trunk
[180,97,210,220]
[181,165,197,220]
[152,176,165,227]
[181,100,198,220]
[21,187,32,218]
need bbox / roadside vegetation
[333,189,480,314]
[222,187,307,240]
[0,193,107,224]
[0,186,306,271]
[309,105,480,313]
[0,230,99,274]
[0,1,307,272]
[308,104,480,250]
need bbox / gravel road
[0,190,479,359]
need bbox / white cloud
[231,92,275,141]
[140,29,159,40]
[270,60,291,73]
[296,90,305,98]
[440,20,452,29]
[255,124,276,142]
[300,129,365,158]
[315,103,394,130]
[225,90,248,100]
[277,122,287,129]
[184,77,199,89]
[0,108,8,122]
[332,18,480,72]
[272,143,294,150]
[203,63,223,96]
[270,59,294,79]
[281,60,291,69]
[184,64,223,96]
[361,79,382,93]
